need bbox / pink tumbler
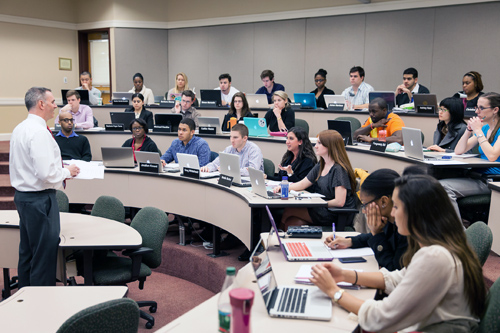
[229,288,254,333]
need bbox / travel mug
[229,288,254,333]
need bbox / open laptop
[154,113,183,132]
[244,117,270,137]
[266,206,334,261]
[413,94,438,113]
[248,167,281,199]
[250,236,332,321]
[293,93,317,109]
[323,95,346,109]
[177,153,220,179]
[402,127,438,161]
[110,112,135,127]
[101,147,135,168]
[369,91,395,111]
[112,92,134,105]
[200,90,222,107]
[246,94,269,109]
[218,152,252,187]
[327,120,355,146]
[135,151,166,173]
[62,89,90,105]
[198,116,222,134]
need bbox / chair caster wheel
[145,321,154,329]
[149,306,157,313]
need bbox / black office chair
[335,117,362,133]
[294,119,309,136]
[263,158,275,179]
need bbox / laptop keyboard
[287,242,312,257]
[278,288,308,313]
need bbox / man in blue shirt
[255,69,285,104]
[160,118,211,166]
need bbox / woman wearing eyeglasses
[440,92,500,217]
[124,93,154,130]
[427,97,467,152]
[325,169,407,271]
[310,68,335,109]
[122,118,160,162]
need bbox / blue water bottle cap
[282,176,288,181]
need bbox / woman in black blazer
[124,93,154,129]
[428,97,467,152]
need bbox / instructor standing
[10,87,80,287]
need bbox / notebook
[265,206,334,261]
[244,117,270,137]
[245,94,269,109]
[293,93,317,109]
[402,127,438,161]
[135,151,166,172]
[248,167,281,199]
[101,147,135,168]
[250,237,332,321]
[218,152,252,187]
[177,153,220,179]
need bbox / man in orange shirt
[353,98,405,144]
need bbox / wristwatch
[333,289,345,303]
[475,133,484,139]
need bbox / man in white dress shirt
[341,66,374,110]
[10,87,80,287]
[215,73,239,106]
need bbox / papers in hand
[64,160,104,179]
[294,265,362,289]
[328,247,375,258]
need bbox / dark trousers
[14,189,60,288]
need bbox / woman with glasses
[325,169,407,271]
[122,118,160,162]
[310,68,335,109]
[221,92,255,132]
[124,93,154,129]
[427,97,467,152]
[274,130,356,230]
[453,71,484,109]
[311,175,485,332]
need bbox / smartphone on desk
[339,257,367,264]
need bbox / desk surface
[0,286,128,332]
[158,232,378,332]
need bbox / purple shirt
[56,104,94,129]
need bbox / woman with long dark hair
[428,97,467,152]
[221,92,255,132]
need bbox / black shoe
[238,249,251,261]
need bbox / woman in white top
[128,73,155,105]
[310,174,486,333]
[165,72,189,101]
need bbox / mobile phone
[339,257,367,263]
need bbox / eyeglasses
[438,108,448,113]
[314,79,325,83]
[360,197,380,211]
[61,118,74,123]
[132,126,144,131]
[475,106,492,111]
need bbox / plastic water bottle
[218,266,236,333]
[281,176,289,200]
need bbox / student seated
[165,72,189,101]
[311,68,335,109]
[264,91,295,132]
[427,97,467,152]
[274,130,357,229]
[201,124,263,176]
[255,69,285,104]
[215,73,239,106]
[353,97,405,145]
[76,71,101,105]
[171,90,201,127]
[310,175,486,333]
[160,118,211,167]
[325,169,407,271]
[340,66,374,110]
[453,71,484,110]
[394,67,429,107]
[56,90,94,129]
[128,73,155,105]
[268,127,317,182]
[55,111,92,162]
[122,118,160,162]
[124,93,154,129]
[221,92,255,132]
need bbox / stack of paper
[294,265,362,290]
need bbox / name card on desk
[112,99,129,106]
[218,174,233,187]
[465,107,476,118]
[290,103,302,110]
[160,100,175,107]
[416,105,435,114]
[153,125,171,133]
[370,141,387,152]
[328,103,345,111]
[182,167,200,179]
[105,124,125,131]
[139,162,160,173]
[199,126,217,135]
[201,100,216,107]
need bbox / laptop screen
[250,238,279,309]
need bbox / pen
[332,223,336,241]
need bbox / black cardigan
[264,106,295,132]
[124,107,154,129]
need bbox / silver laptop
[177,153,220,179]
[266,206,334,261]
[323,95,346,109]
[198,116,222,134]
[245,94,269,109]
[135,151,165,172]
[112,92,134,104]
[248,167,281,199]
[250,236,332,321]
[218,152,252,187]
[413,94,438,111]
[101,147,135,168]
[402,127,438,161]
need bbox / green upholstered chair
[56,190,70,213]
[479,276,500,333]
[91,195,126,223]
[263,158,276,179]
[465,221,493,266]
[91,207,169,329]
[56,298,139,333]
[334,117,362,133]
[294,119,309,136]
